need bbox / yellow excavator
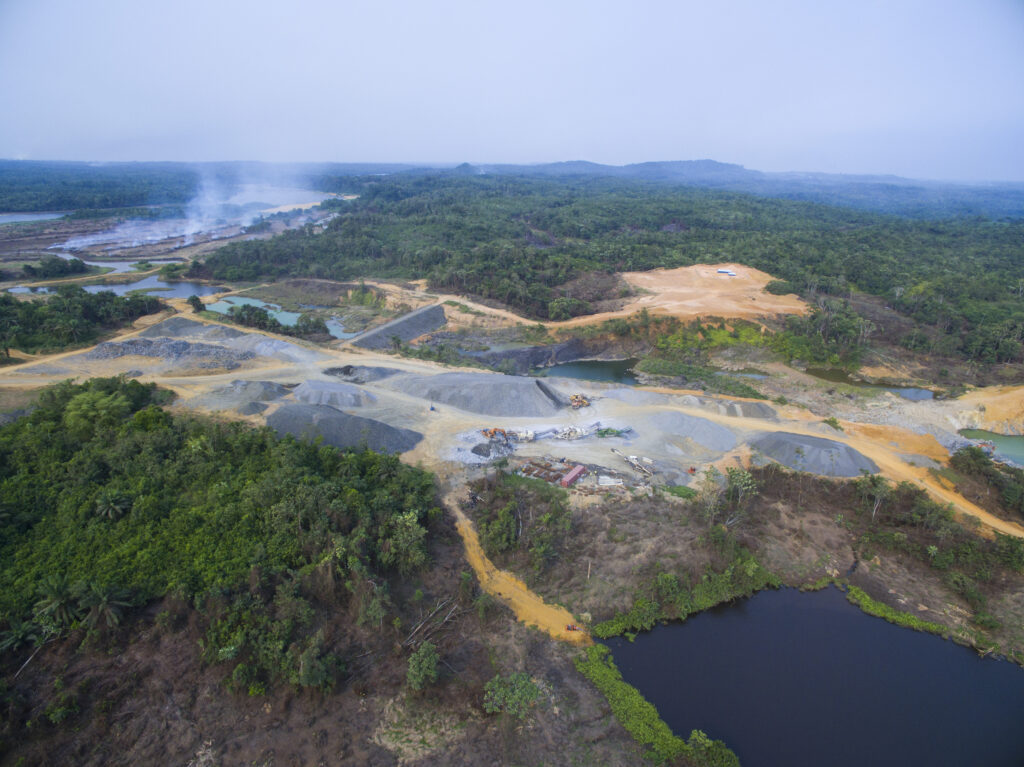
[570,393,590,409]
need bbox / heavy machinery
[610,447,654,477]
[480,427,508,441]
[570,393,590,409]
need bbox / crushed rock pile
[654,411,738,452]
[604,388,775,419]
[292,380,376,408]
[677,394,776,420]
[751,432,878,477]
[184,380,290,414]
[383,372,568,417]
[268,404,422,454]
[139,317,326,364]
[138,317,216,339]
[324,365,402,383]
[88,338,254,369]
[351,304,447,350]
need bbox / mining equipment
[570,393,590,409]
[610,447,654,477]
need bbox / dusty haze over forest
[1,0,1023,181]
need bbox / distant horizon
[3,1,1022,185]
[2,156,1023,186]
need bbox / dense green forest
[190,174,1024,365]
[0,162,199,212]
[0,377,439,692]
[0,286,162,356]
[20,255,88,279]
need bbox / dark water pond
[537,359,640,385]
[806,367,934,401]
[82,276,224,298]
[960,429,1024,466]
[605,587,1024,767]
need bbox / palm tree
[77,584,133,630]
[0,617,40,653]
[95,490,131,521]
[34,574,81,628]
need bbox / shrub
[406,641,440,691]
[483,672,540,719]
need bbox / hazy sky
[2,0,1023,181]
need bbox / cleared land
[1,305,1020,540]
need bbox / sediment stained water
[605,587,1024,767]
[805,367,933,401]
[447,498,589,646]
[538,359,640,385]
[960,428,1024,466]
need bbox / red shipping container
[560,465,586,487]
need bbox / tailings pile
[87,338,254,369]
[292,380,377,408]
[752,432,878,477]
[268,404,421,453]
[384,372,569,417]
[184,380,290,415]
[653,411,738,454]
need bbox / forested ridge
[191,174,1024,365]
[0,162,199,212]
[0,378,439,692]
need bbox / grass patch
[843,585,950,637]
[635,358,767,399]
[575,645,738,766]
[593,545,781,639]
[444,300,484,316]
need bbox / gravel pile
[352,304,447,350]
[268,404,421,453]
[654,411,738,452]
[237,402,268,415]
[139,317,325,364]
[88,338,254,368]
[751,432,878,477]
[384,372,568,417]
[185,380,290,413]
[324,365,402,383]
[605,389,775,419]
[221,336,324,364]
[602,388,672,406]
[138,317,215,339]
[292,380,376,408]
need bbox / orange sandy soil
[554,263,807,328]
[959,386,1024,435]
[364,262,808,333]
[444,489,590,645]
